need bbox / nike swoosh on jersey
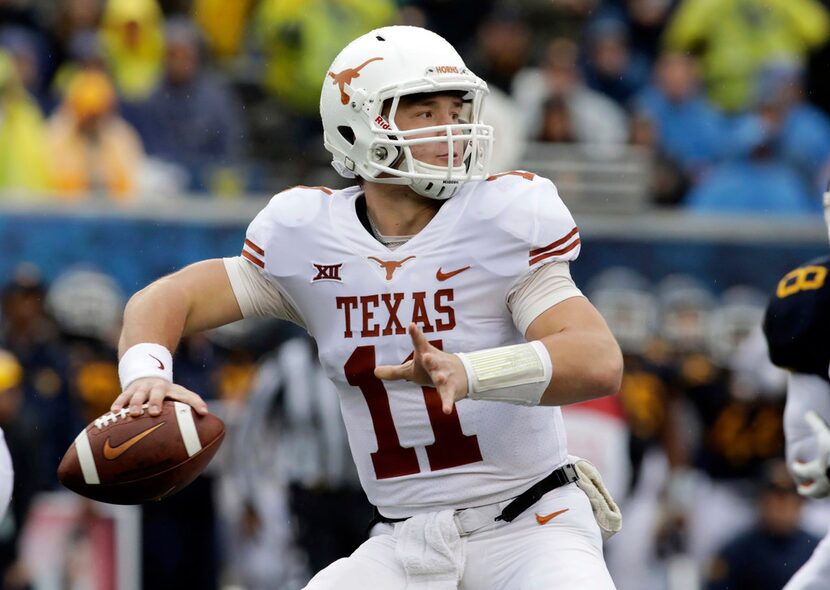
[103,422,166,460]
[535,508,569,525]
[436,266,471,282]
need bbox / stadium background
[1,0,829,589]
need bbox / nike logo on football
[103,422,166,460]
[535,508,569,525]
[149,354,164,370]
[436,266,470,282]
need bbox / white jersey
[240,172,582,517]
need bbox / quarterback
[763,185,830,589]
[112,26,622,589]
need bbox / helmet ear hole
[338,126,356,145]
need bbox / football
[57,400,224,505]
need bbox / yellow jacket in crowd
[665,0,830,112]
[256,0,396,115]
[100,0,165,100]
[0,51,52,197]
[48,70,144,201]
[192,0,255,59]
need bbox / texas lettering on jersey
[241,174,581,516]
[336,289,456,338]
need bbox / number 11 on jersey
[344,341,483,479]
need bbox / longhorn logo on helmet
[328,57,384,105]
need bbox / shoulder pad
[242,186,333,270]
[485,170,539,185]
[289,185,334,196]
[264,185,332,227]
[474,172,579,264]
[763,254,830,379]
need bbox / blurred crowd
[0,0,827,212]
[2,0,830,588]
[0,259,821,590]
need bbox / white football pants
[784,530,830,589]
[777,373,830,590]
[304,483,615,590]
[0,428,12,520]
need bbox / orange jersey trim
[244,238,265,256]
[241,249,265,268]
[528,238,580,266]
[294,185,334,195]
[529,227,579,258]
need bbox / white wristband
[456,340,552,406]
[119,343,173,389]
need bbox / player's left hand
[791,410,830,498]
[375,323,468,414]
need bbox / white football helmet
[705,285,766,367]
[587,267,659,355]
[320,26,493,200]
[46,267,125,340]
[657,274,715,353]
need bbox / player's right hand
[791,410,830,498]
[110,377,209,418]
[374,323,469,415]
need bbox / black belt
[369,463,579,531]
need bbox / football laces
[93,403,150,429]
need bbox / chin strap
[333,154,468,200]
[409,159,466,200]
[331,159,357,179]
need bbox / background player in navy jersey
[763,183,830,589]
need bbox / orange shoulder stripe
[241,249,265,268]
[244,238,265,256]
[529,227,579,258]
[528,238,581,266]
[294,185,334,195]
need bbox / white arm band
[456,340,552,406]
[119,343,173,389]
[508,262,583,336]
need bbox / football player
[763,183,830,589]
[111,26,622,589]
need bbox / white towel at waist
[394,510,466,590]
